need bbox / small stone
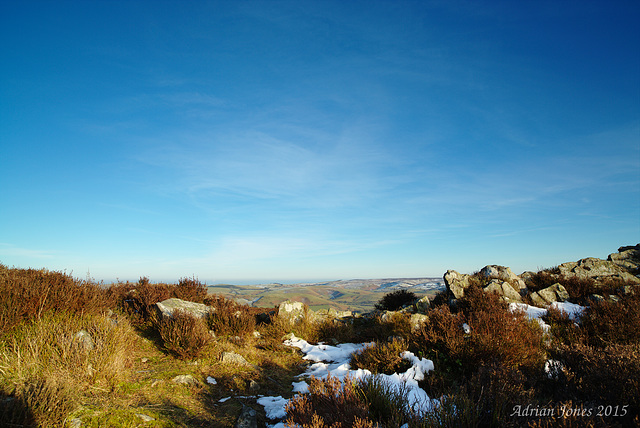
[75,330,95,351]
[207,376,217,385]
[136,413,155,422]
[141,357,149,363]
[462,323,471,334]
[236,404,258,428]
[69,418,82,428]
[171,374,199,386]
[222,352,251,366]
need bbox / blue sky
[1,1,639,284]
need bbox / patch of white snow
[550,301,585,320]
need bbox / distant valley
[207,277,444,312]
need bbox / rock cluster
[442,244,639,308]
[155,297,212,319]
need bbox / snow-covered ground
[253,300,586,426]
[509,301,585,333]
[258,335,436,427]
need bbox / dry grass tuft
[156,309,211,360]
[0,311,135,426]
[350,338,411,375]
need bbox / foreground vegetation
[0,262,638,427]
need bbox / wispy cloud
[135,121,397,211]
[0,243,54,260]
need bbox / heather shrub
[464,363,538,426]
[285,375,435,428]
[207,295,256,337]
[464,303,545,372]
[355,375,410,427]
[410,305,466,376]
[524,269,561,292]
[285,375,370,428]
[457,283,508,316]
[417,393,481,428]
[111,281,174,323]
[544,305,583,346]
[0,264,109,333]
[429,289,450,308]
[560,276,610,300]
[174,275,208,302]
[375,289,418,311]
[156,310,210,359]
[550,342,640,416]
[315,318,357,344]
[350,338,411,375]
[374,310,413,341]
[579,292,640,347]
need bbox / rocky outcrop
[483,279,522,303]
[156,298,212,319]
[530,283,570,307]
[557,256,640,284]
[608,244,640,274]
[480,265,527,292]
[444,266,528,303]
[443,270,471,299]
[311,308,353,323]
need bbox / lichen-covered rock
[278,300,306,323]
[156,298,211,319]
[311,308,352,323]
[444,269,471,299]
[483,279,522,303]
[480,265,527,292]
[414,296,431,313]
[222,351,252,367]
[608,244,640,274]
[530,283,570,307]
[557,257,640,284]
[410,313,428,330]
[172,374,200,386]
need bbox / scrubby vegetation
[374,289,417,311]
[0,261,638,427]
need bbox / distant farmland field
[207,278,443,313]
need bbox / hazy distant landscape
[207,277,445,312]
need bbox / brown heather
[350,337,412,375]
[284,375,370,428]
[207,295,257,337]
[0,264,109,333]
[156,309,211,360]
